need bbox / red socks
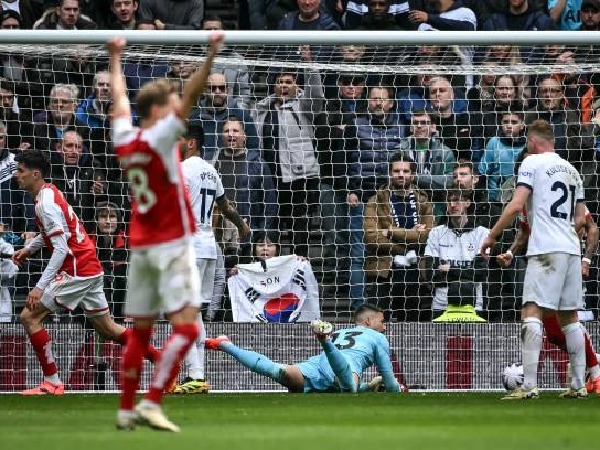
[543,315,599,369]
[29,329,58,377]
[120,327,152,411]
[118,328,161,363]
[144,323,199,405]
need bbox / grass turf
[0,393,598,449]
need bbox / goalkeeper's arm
[374,340,401,393]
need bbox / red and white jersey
[35,183,103,277]
[112,113,195,248]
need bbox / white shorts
[125,239,200,317]
[523,253,583,311]
[197,258,216,304]
[41,273,109,318]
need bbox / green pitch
[1,393,598,449]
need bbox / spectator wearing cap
[138,0,204,30]
[33,0,97,29]
[579,0,600,30]
[1,9,23,29]
[1,0,41,29]
[189,72,259,162]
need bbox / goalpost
[0,30,598,393]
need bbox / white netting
[0,34,598,391]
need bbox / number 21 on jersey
[550,181,576,221]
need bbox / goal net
[0,32,598,392]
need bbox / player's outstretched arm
[496,226,529,267]
[107,37,131,120]
[481,186,530,257]
[374,340,401,393]
[179,32,224,119]
[216,195,251,239]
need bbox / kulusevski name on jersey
[517,152,583,256]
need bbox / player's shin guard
[145,323,199,405]
[521,317,543,390]
[118,328,161,363]
[120,327,152,411]
[220,343,285,383]
[29,328,59,379]
[563,322,586,390]
[320,340,356,392]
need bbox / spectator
[452,161,501,230]
[428,76,482,161]
[213,118,277,248]
[0,78,33,151]
[478,110,527,202]
[1,0,40,29]
[399,109,456,192]
[480,75,523,139]
[0,121,35,235]
[49,129,104,226]
[549,0,582,30]
[121,43,169,102]
[408,0,477,31]
[347,84,405,308]
[423,189,488,322]
[483,0,555,31]
[189,72,259,162]
[106,0,139,29]
[32,83,89,164]
[138,0,204,30]
[579,0,600,30]
[202,16,251,110]
[346,0,412,30]
[33,0,97,29]
[249,0,297,29]
[363,153,433,321]
[467,60,499,115]
[91,201,127,319]
[0,221,18,323]
[479,46,530,102]
[254,65,324,257]
[76,70,111,129]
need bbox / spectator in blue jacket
[189,72,259,162]
[76,71,111,129]
[478,110,526,202]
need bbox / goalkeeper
[205,304,400,393]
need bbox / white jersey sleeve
[145,113,186,156]
[518,153,582,256]
[111,117,136,146]
[36,188,65,238]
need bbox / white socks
[521,317,543,390]
[182,315,207,380]
[562,322,586,389]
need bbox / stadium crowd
[0,0,599,323]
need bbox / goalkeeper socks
[145,323,198,404]
[521,317,543,390]
[118,328,161,364]
[563,322,586,389]
[29,328,60,384]
[185,316,207,380]
[120,326,152,411]
[320,340,356,392]
[220,343,285,383]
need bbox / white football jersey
[181,155,225,260]
[517,152,583,256]
[424,224,489,311]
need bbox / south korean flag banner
[228,255,321,323]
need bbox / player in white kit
[172,123,249,394]
[481,119,589,399]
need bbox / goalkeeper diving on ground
[205,304,401,393]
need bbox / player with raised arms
[205,305,401,393]
[13,150,160,396]
[497,193,600,394]
[108,33,223,431]
[481,119,589,399]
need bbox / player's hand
[25,287,43,311]
[480,236,496,260]
[496,251,514,267]
[106,37,126,55]
[209,31,225,53]
[12,248,32,266]
[582,260,590,278]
